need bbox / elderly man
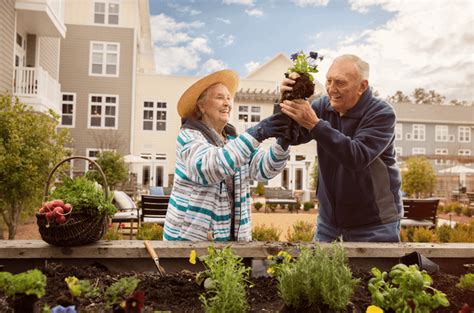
[280,54,403,242]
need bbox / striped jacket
[163,128,289,241]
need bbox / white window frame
[60,92,76,128]
[458,149,471,156]
[394,147,403,157]
[93,0,120,25]
[89,41,120,77]
[435,125,449,142]
[142,101,167,131]
[458,126,471,143]
[412,124,425,141]
[395,123,403,140]
[88,94,119,129]
[238,105,261,130]
[435,148,449,165]
[412,147,425,155]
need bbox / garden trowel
[144,240,165,275]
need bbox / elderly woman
[164,69,292,241]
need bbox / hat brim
[177,69,240,118]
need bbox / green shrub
[252,224,281,241]
[269,203,277,212]
[303,201,314,211]
[412,227,438,242]
[268,243,358,311]
[456,273,474,290]
[449,224,474,243]
[462,207,473,217]
[198,246,251,313]
[287,221,314,242]
[436,204,444,214]
[436,225,452,243]
[0,269,46,298]
[136,224,163,240]
[453,205,463,216]
[253,201,263,211]
[105,276,140,308]
[102,223,123,240]
[368,264,449,312]
[255,182,265,196]
[399,228,409,242]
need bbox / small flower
[189,249,197,265]
[366,305,384,313]
[309,51,318,59]
[51,305,77,313]
[287,50,323,81]
[267,267,274,274]
[290,53,298,61]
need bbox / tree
[86,151,128,190]
[310,160,318,190]
[387,91,410,104]
[401,157,436,198]
[0,94,70,239]
[412,88,445,105]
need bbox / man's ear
[358,80,369,95]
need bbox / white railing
[13,66,61,113]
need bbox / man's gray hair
[334,54,369,81]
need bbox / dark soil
[0,263,472,313]
[281,72,315,101]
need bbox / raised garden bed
[0,241,473,312]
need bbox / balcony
[15,0,66,38]
[13,66,61,114]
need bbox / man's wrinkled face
[325,59,368,114]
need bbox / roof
[392,102,474,124]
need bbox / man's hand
[279,72,299,95]
[280,99,319,130]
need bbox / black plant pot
[11,294,38,313]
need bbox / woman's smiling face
[198,83,232,131]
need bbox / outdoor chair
[111,191,140,239]
[140,195,170,225]
[401,198,439,228]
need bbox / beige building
[0,0,66,113]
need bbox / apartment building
[57,0,155,173]
[0,0,65,114]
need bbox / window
[238,105,261,129]
[142,101,167,131]
[435,125,449,142]
[86,148,113,170]
[435,148,449,165]
[88,94,118,129]
[412,147,425,155]
[412,124,425,141]
[395,124,403,140]
[458,126,471,142]
[155,153,166,160]
[60,93,76,127]
[394,147,403,157]
[94,1,119,25]
[458,149,471,156]
[90,41,119,76]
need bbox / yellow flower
[366,305,384,313]
[267,255,273,260]
[266,267,274,274]
[189,250,197,265]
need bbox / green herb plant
[104,276,140,308]
[65,276,100,299]
[267,243,358,311]
[197,245,251,313]
[288,51,323,82]
[368,264,450,312]
[0,269,47,298]
[50,176,117,216]
[456,273,474,290]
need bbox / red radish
[63,203,72,213]
[53,207,64,215]
[39,207,47,214]
[51,199,65,208]
[56,215,66,224]
[44,202,54,211]
[46,212,54,220]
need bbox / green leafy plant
[288,51,323,82]
[267,243,358,311]
[303,201,314,211]
[85,151,128,190]
[136,223,163,240]
[50,176,116,216]
[195,245,251,313]
[103,223,124,240]
[412,227,438,243]
[252,223,281,241]
[368,264,449,312]
[253,201,263,211]
[104,276,140,308]
[456,273,474,290]
[0,269,47,298]
[401,156,436,198]
[65,276,100,298]
[254,182,265,196]
[286,220,314,242]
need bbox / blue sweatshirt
[305,89,403,228]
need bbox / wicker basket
[36,156,109,246]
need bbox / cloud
[223,0,255,5]
[216,17,231,24]
[217,34,235,47]
[292,0,329,7]
[245,61,260,74]
[311,0,474,100]
[150,14,212,74]
[198,59,228,75]
[168,2,202,16]
[245,8,264,17]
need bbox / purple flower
[290,53,298,61]
[51,305,77,313]
[309,51,318,59]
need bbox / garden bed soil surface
[0,263,472,312]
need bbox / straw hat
[177,69,240,118]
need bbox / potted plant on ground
[0,269,47,312]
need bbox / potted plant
[0,269,47,312]
[105,276,143,313]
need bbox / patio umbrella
[438,165,474,187]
